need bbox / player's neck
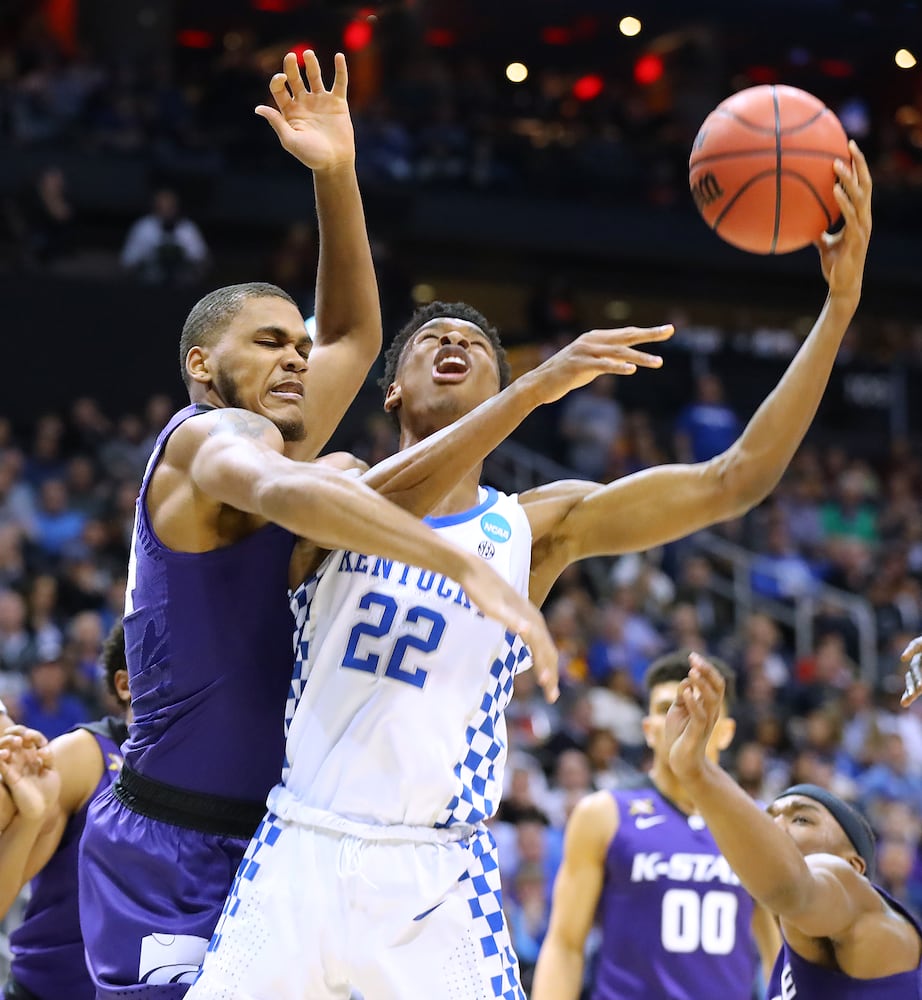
[398,427,485,517]
[428,470,485,518]
[649,760,700,816]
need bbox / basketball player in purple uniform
[532,652,779,1000]
[77,50,556,1000]
[667,654,922,999]
[0,621,129,1000]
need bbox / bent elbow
[711,449,782,518]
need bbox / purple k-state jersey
[8,717,127,1000]
[767,886,922,999]
[591,783,758,1000]
[121,404,296,801]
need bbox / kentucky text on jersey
[335,551,485,618]
[630,852,742,885]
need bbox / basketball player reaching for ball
[77,51,557,1000]
[188,143,871,1000]
[666,654,922,999]
[0,621,129,1000]
[532,652,780,1000]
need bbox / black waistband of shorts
[114,764,266,839]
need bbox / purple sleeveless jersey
[120,404,296,801]
[767,886,922,999]
[7,718,126,1000]
[591,784,758,1000]
[79,405,297,1000]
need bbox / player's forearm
[312,164,381,356]
[362,373,546,515]
[716,292,858,509]
[531,941,585,1000]
[257,465,473,582]
[681,761,812,916]
[0,814,47,918]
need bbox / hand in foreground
[0,731,59,823]
[901,636,922,707]
[461,560,559,703]
[816,140,872,301]
[257,51,354,171]
[532,325,675,405]
[665,652,724,780]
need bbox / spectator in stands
[18,655,89,741]
[557,374,623,481]
[33,479,86,562]
[674,372,741,463]
[120,187,210,285]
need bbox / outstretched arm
[524,143,872,605]
[258,51,381,461]
[361,325,673,513]
[531,791,615,1000]
[666,655,881,941]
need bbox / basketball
[689,85,850,254]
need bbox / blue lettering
[372,557,394,579]
[339,551,354,572]
[398,564,412,586]
[417,570,436,592]
[354,553,369,574]
[453,587,472,610]
[436,576,455,599]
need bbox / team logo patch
[629,798,656,815]
[478,540,496,559]
[480,512,511,543]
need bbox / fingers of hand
[301,49,325,93]
[268,73,292,110]
[331,51,349,99]
[901,638,922,662]
[848,140,872,194]
[903,655,922,706]
[283,51,308,98]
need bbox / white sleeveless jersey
[283,486,532,829]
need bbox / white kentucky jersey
[282,486,532,830]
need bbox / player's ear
[714,716,736,752]
[383,381,402,413]
[641,715,657,749]
[847,852,867,876]
[186,346,211,386]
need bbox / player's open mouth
[270,380,304,400]
[432,347,470,383]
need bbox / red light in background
[343,19,373,51]
[819,58,854,78]
[425,28,456,47]
[633,53,664,85]
[573,74,604,101]
[252,0,293,11]
[177,29,214,49]
[746,65,779,84]
[542,26,571,45]
[291,43,315,65]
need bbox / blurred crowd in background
[2,0,922,992]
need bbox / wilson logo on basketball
[691,171,723,211]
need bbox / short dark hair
[100,619,127,701]
[377,301,512,405]
[178,282,297,388]
[643,649,736,710]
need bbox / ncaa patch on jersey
[480,511,511,543]
[478,540,495,559]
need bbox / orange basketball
[689,85,850,254]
